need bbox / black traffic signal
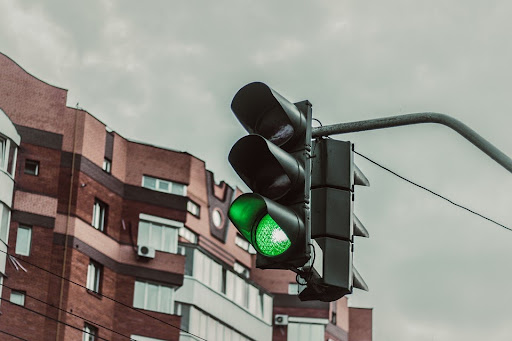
[228,82,312,270]
[299,138,369,302]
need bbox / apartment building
[0,52,371,341]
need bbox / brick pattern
[0,51,372,341]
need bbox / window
[10,290,25,306]
[6,141,17,176]
[288,282,307,295]
[24,159,39,176]
[92,199,107,232]
[178,226,197,244]
[86,260,102,293]
[235,235,249,251]
[83,323,98,341]
[233,262,250,278]
[0,203,10,244]
[137,214,182,253]
[142,175,187,196]
[15,225,32,256]
[212,209,223,228]
[133,280,174,314]
[187,201,200,217]
[102,158,111,173]
[0,137,5,170]
[130,335,166,341]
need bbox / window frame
[0,203,11,245]
[92,199,108,232]
[15,224,32,256]
[24,159,39,176]
[102,158,112,173]
[86,260,102,294]
[83,323,98,341]
[137,213,183,253]
[0,136,6,170]
[133,280,174,314]
[142,175,187,196]
[187,200,200,217]
[10,290,25,306]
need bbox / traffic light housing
[299,138,369,302]
[228,82,312,270]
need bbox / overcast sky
[2,0,512,340]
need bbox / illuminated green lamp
[228,194,293,257]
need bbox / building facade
[0,52,371,341]
[0,107,20,312]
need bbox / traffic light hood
[231,82,306,150]
[228,135,305,202]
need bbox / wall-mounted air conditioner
[274,314,289,326]
[137,245,155,259]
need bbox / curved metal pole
[312,112,512,173]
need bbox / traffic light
[228,82,312,270]
[298,138,369,302]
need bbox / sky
[1,0,512,340]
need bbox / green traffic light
[255,214,291,257]
[228,195,291,257]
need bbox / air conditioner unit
[274,314,289,326]
[137,245,155,259]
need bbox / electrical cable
[353,150,512,232]
[0,249,207,341]
[0,328,30,341]
[0,297,109,341]
[0,283,135,341]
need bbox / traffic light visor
[231,82,306,149]
[228,135,304,201]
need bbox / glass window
[142,176,156,189]
[171,182,186,196]
[102,158,111,173]
[10,290,25,306]
[7,142,17,176]
[178,226,197,243]
[212,210,223,228]
[83,323,98,341]
[86,260,102,293]
[92,199,107,232]
[142,175,187,196]
[130,335,166,341]
[15,225,32,256]
[234,262,250,278]
[288,282,307,295]
[137,220,178,253]
[133,280,174,314]
[0,137,5,169]
[158,181,169,192]
[187,201,200,217]
[235,235,249,251]
[24,160,39,176]
[0,203,10,244]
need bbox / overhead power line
[0,283,135,340]
[354,150,511,232]
[0,297,108,341]
[0,249,207,341]
[0,328,30,341]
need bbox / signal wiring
[0,297,108,341]
[354,150,511,232]
[0,283,135,340]
[0,249,208,341]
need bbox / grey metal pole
[312,112,512,174]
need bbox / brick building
[0,52,372,341]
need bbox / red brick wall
[349,307,373,341]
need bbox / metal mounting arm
[312,112,512,174]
